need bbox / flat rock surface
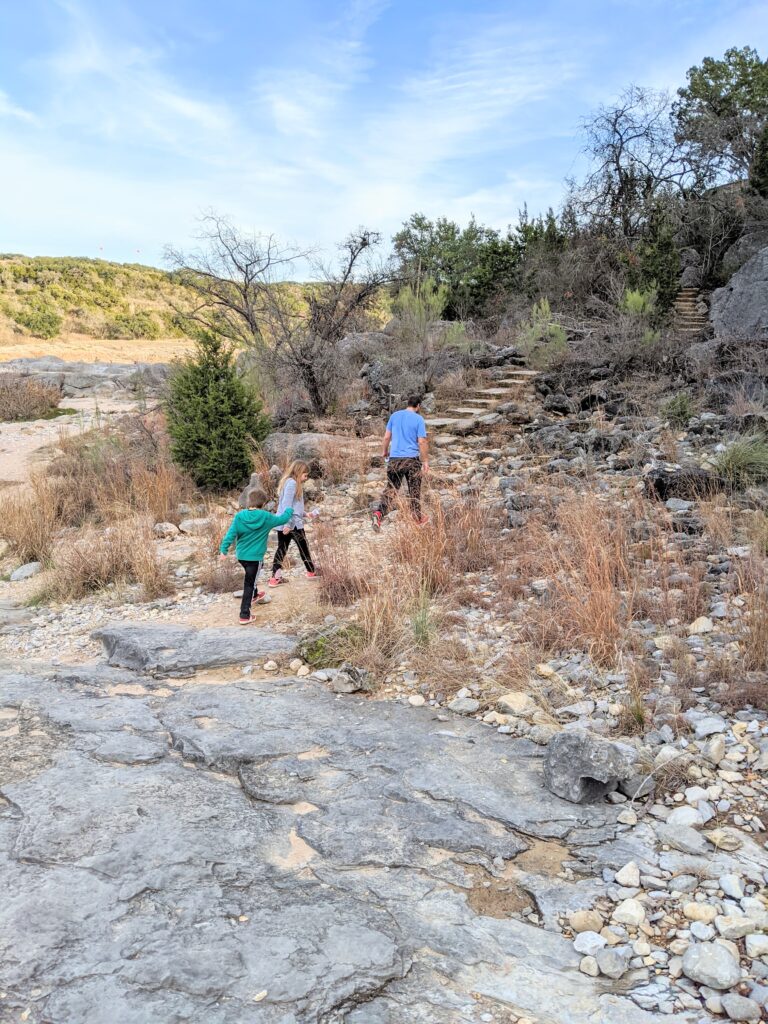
[0,656,697,1024]
[92,622,296,675]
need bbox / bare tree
[164,212,309,350]
[573,86,701,239]
[264,229,392,414]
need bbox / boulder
[0,357,169,397]
[681,941,741,990]
[542,729,636,804]
[93,622,295,676]
[263,432,353,468]
[711,246,768,340]
[9,561,42,582]
[645,467,728,502]
[178,518,211,536]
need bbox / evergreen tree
[638,211,680,316]
[750,123,768,198]
[166,331,270,490]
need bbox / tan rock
[683,903,718,924]
[497,692,536,716]
[568,909,604,934]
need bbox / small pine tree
[166,332,270,490]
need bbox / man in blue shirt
[371,394,429,529]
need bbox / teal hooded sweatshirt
[220,507,293,561]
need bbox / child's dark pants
[271,529,315,575]
[238,560,261,618]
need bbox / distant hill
[0,255,195,346]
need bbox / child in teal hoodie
[220,487,293,623]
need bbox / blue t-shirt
[387,409,427,458]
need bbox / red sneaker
[268,576,286,587]
[305,571,318,579]
[371,510,383,531]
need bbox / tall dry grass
[0,418,194,563]
[42,518,172,601]
[0,375,62,421]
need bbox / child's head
[246,487,267,509]
[279,460,310,497]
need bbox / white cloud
[0,90,37,123]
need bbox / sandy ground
[0,397,139,487]
[0,332,194,364]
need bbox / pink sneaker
[268,576,286,587]
[238,616,252,625]
[305,571,318,579]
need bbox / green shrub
[714,435,768,488]
[621,287,658,318]
[13,303,62,339]
[518,298,568,369]
[662,392,694,427]
[166,331,270,490]
[104,311,161,339]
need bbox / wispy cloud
[0,90,37,123]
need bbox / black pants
[238,560,261,618]
[377,457,422,517]
[271,528,315,576]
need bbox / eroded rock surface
[0,653,691,1024]
[92,622,295,676]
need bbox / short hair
[407,394,423,409]
[246,488,267,508]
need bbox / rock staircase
[425,367,539,447]
[673,287,709,338]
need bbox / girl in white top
[268,460,318,586]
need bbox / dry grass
[740,558,768,673]
[317,437,372,486]
[42,518,172,601]
[514,493,636,666]
[0,417,194,563]
[699,501,738,550]
[313,521,374,605]
[196,510,243,593]
[0,374,62,421]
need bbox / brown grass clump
[42,518,172,601]
[317,437,371,486]
[0,374,62,421]
[313,521,373,605]
[0,479,59,562]
[196,510,243,593]
[739,558,768,673]
[516,493,636,666]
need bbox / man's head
[246,488,268,509]
[406,394,423,410]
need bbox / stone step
[444,406,495,416]
[425,416,477,433]
[432,434,461,447]
[474,387,520,397]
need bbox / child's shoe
[238,615,252,625]
[305,571,318,579]
[268,576,286,587]
[255,591,271,604]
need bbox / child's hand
[219,553,227,562]
[282,526,291,534]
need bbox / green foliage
[622,287,658,318]
[392,213,520,318]
[675,46,768,179]
[750,123,768,198]
[104,311,161,339]
[637,212,680,315]
[662,392,694,427]
[410,585,438,650]
[12,302,63,338]
[518,298,568,369]
[714,434,768,488]
[166,332,270,490]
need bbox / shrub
[166,332,270,490]
[621,287,657,318]
[43,519,172,601]
[0,375,61,421]
[12,303,63,339]
[104,311,161,339]
[662,392,694,427]
[518,298,568,369]
[0,478,59,562]
[714,435,768,488]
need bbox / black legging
[238,560,262,618]
[271,528,315,575]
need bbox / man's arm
[382,429,392,459]
[418,435,429,473]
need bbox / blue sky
[1,0,766,270]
